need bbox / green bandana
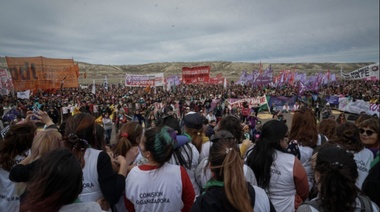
[202,180,224,195]
[370,151,379,169]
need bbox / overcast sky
[0,0,378,65]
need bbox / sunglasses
[359,128,375,136]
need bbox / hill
[0,57,373,84]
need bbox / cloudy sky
[0,0,378,65]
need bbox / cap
[174,135,190,149]
[210,130,235,142]
[326,102,330,106]
[184,112,203,130]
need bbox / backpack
[302,194,373,212]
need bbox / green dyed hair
[144,126,176,167]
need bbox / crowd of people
[0,78,379,211]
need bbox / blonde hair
[29,129,63,162]
[209,138,252,211]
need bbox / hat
[174,135,190,149]
[326,102,330,106]
[184,112,203,130]
[210,130,235,142]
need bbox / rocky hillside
[0,57,373,83]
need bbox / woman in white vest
[194,116,257,189]
[110,122,143,212]
[0,122,37,212]
[245,120,309,212]
[298,146,379,212]
[125,126,195,212]
[64,113,131,210]
[192,130,275,212]
[289,107,328,191]
[333,122,374,189]
[20,148,102,212]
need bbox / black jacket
[191,182,276,212]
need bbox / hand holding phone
[31,106,41,120]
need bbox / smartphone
[31,106,41,120]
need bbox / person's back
[246,120,309,212]
[168,141,201,195]
[20,148,102,212]
[298,146,379,212]
[79,148,102,202]
[125,127,195,212]
[0,122,36,212]
[126,163,188,211]
[192,131,275,212]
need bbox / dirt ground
[257,109,343,127]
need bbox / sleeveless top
[125,163,184,211]
[79,148,103,202]
[0,154,26,212]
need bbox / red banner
[182,66,210,84]
[6,56,79,91]
[209,77,224,84]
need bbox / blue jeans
[105,129,112,144]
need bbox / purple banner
[253,69,273,86]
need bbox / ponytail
[64,133,89,168]
[144,126,175,167]
[210,139,252,212]
[315,146,358,212]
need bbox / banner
[268,95,297,111]
[125,73,164,87]
[253,68,273,86]
[182,66,210,84]
[338,97,379,117]
[17,90,31,99]
[227,96,268,109]
[341,63,379,80]
[325,95,340,105]
[0,69,13,95]
[6,56,79,91]
[209,77,224,84]
[166,75,181,87]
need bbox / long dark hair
[315,146,359,212]
[245,120,288,189]
[0,122,37,171]
[63,113,96,168]
[20,148,83,212]
[172,137,196,170]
